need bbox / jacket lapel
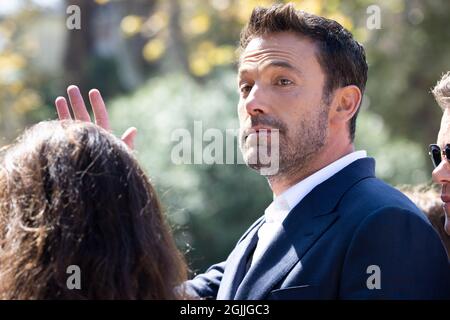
[216,217,264,299]
[234,158,376,300]
[234,201,339,299]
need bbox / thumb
[121,127,138,150]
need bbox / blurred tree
[63,0,96,89]
[63,0,157,96]
[362,0,450,173]
[0,5,43,142]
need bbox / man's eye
[277,78,293,86]
[240,84,252,94]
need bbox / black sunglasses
[429,144,450,168]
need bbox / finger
[89,89,111,131]
[55,96,72,120]
[121,127,137,150]
[67,85,91,122]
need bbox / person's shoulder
[339,176,427,224]
[348,176,420,209]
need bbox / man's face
[237,32,330,177]
[432,108,450,235]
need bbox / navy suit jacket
[186,158,450,299]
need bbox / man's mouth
[244,126,275,140]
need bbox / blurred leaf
[187,13,211,35]
[143,38,166,62]
[121,15,144,37]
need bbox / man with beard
[55,4,450,299]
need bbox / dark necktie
[244,246,256,273]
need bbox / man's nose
[432,160,450,184]
[245,84,268,116]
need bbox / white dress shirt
[250,150,368,268]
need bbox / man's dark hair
[239,3,368,141]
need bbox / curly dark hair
[0,120,187,299]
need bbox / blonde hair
[432,71,450,110]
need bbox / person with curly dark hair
[0,120,188,299]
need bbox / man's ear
[328,85,362,124]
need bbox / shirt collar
[264,150,367,224]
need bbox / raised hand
[55,85,137,149]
